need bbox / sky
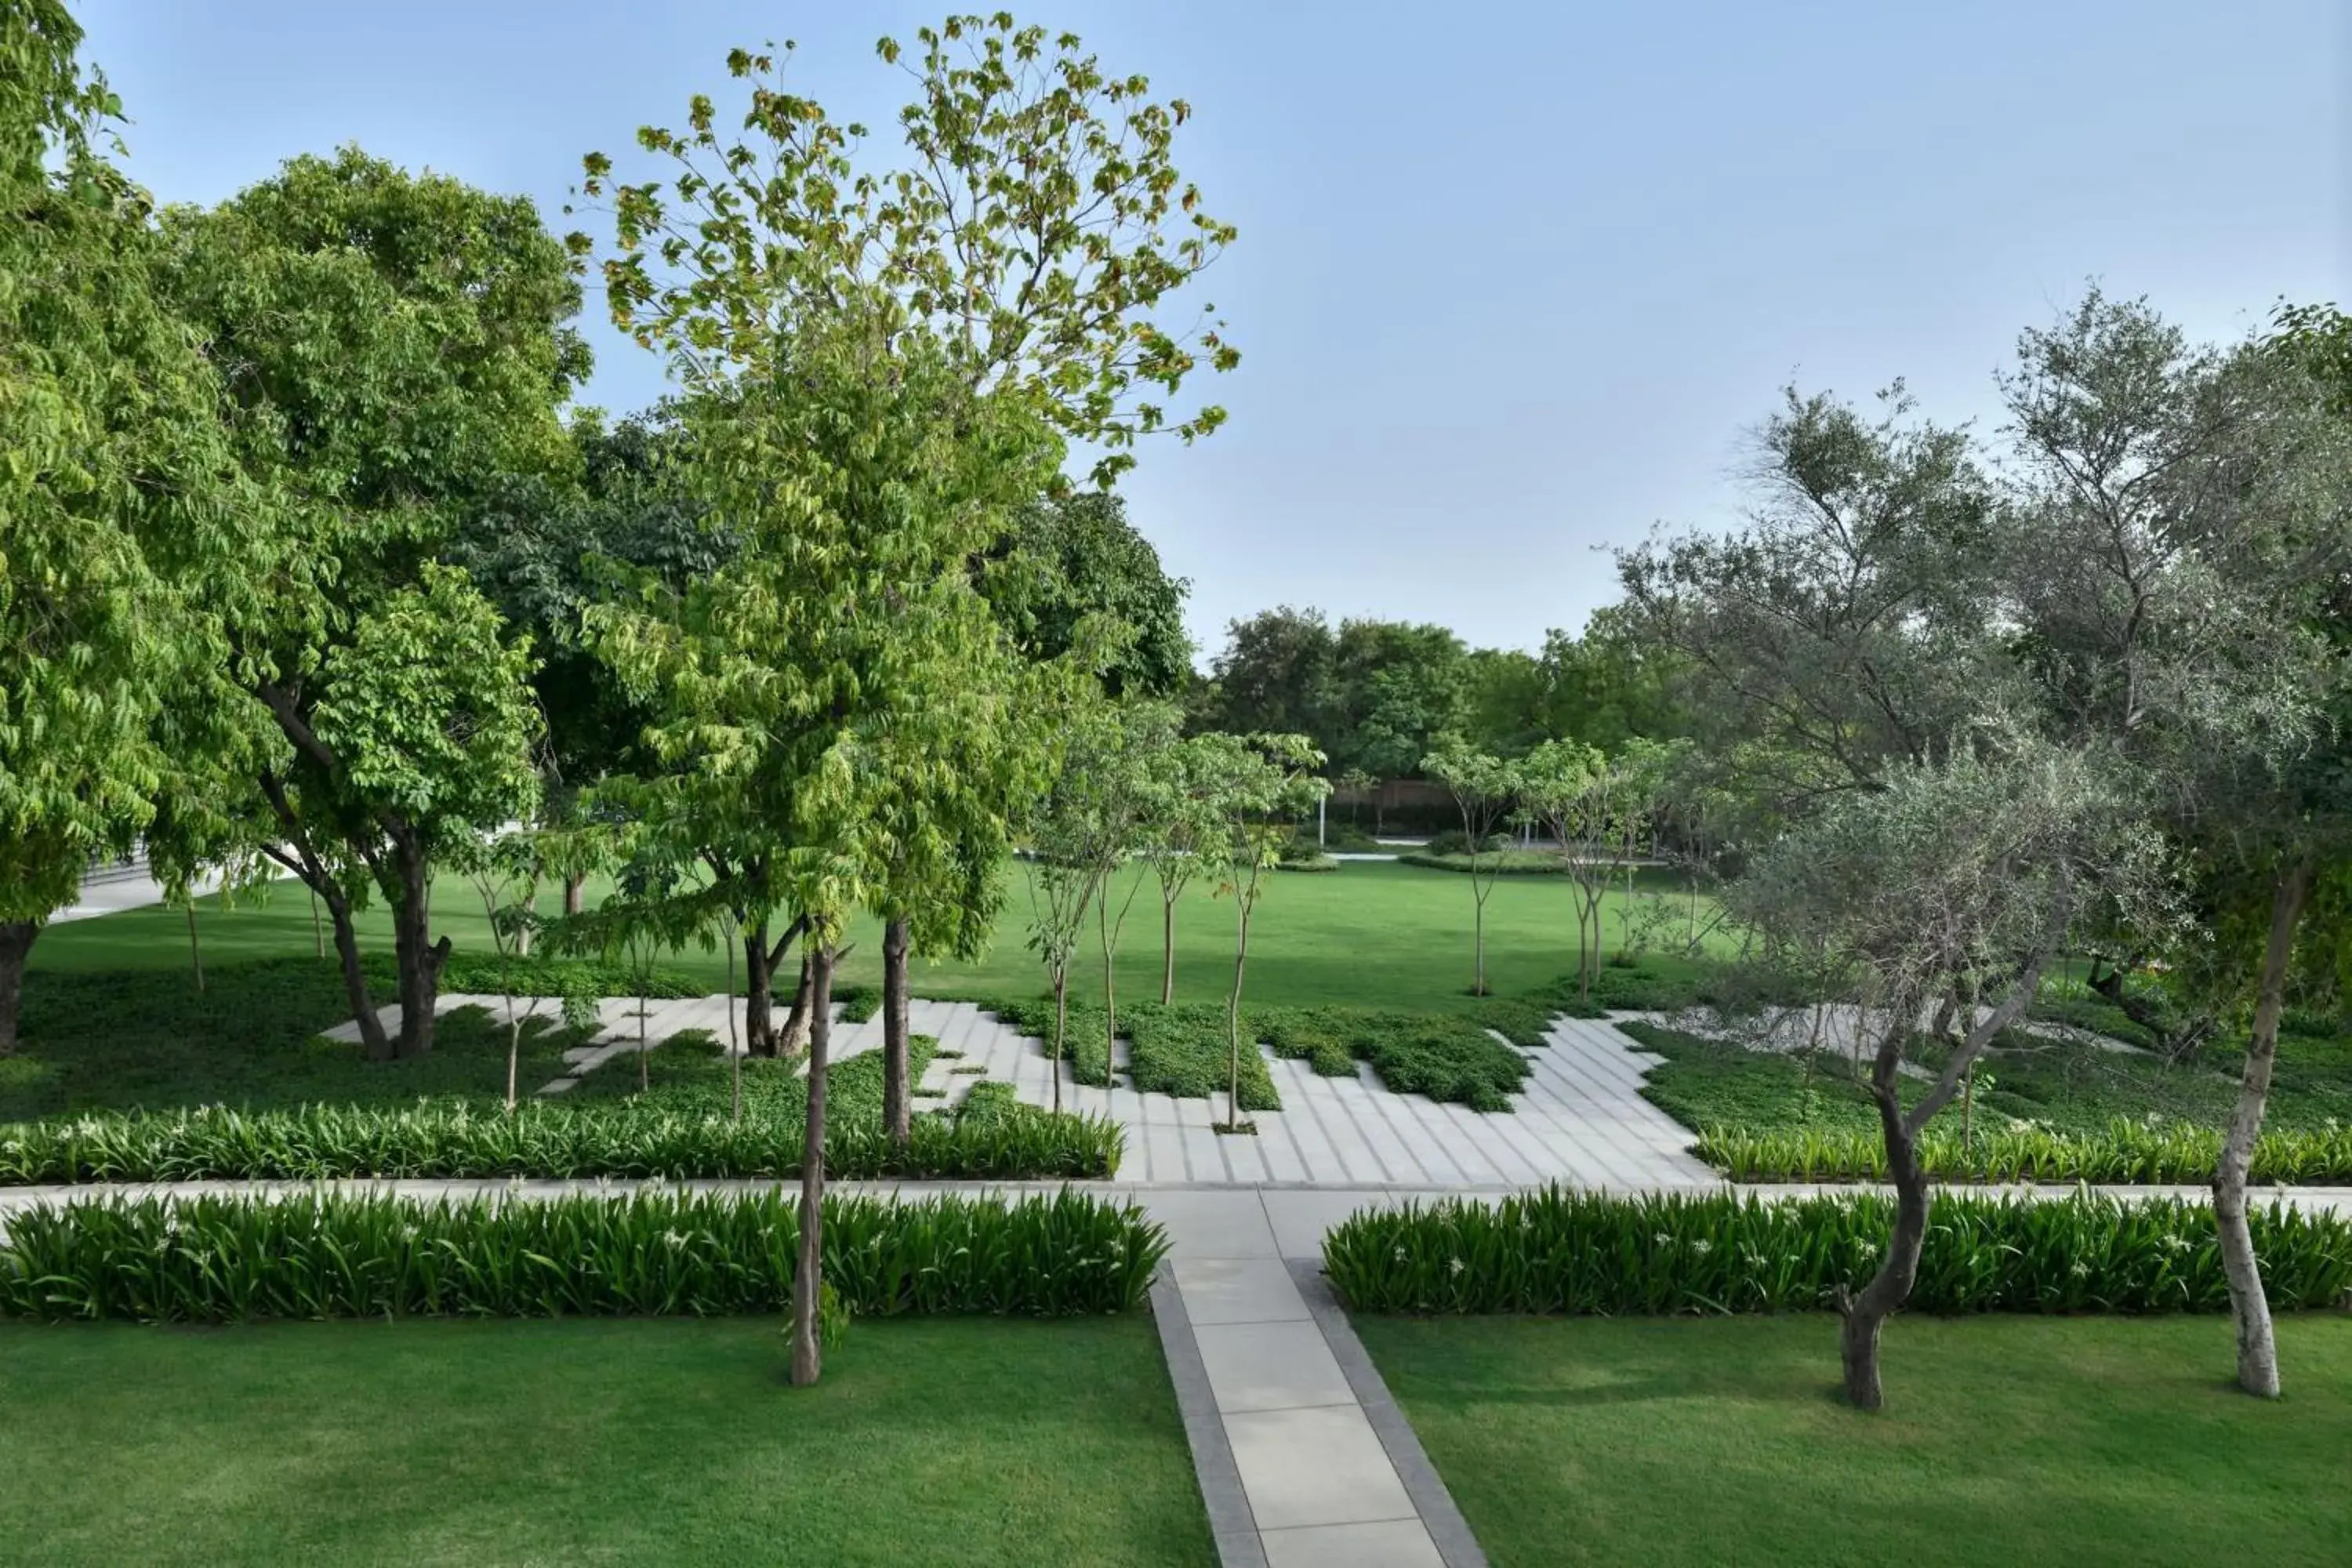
[76,0,2351,662]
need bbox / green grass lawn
[0,1315,1214,1568]
[1356,1313,2352,1568]
[32,858,1727,1014]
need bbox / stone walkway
[319,994,1720,1189]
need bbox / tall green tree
[580,11,1238,1385]
[985,490,1192,697]
[159,148,583,1059]
[0,2,264,1054]
[1421,742,1519,996]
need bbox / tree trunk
[316,880,390,1062]
[727,927,743,1121]
[1101,898,1120,1112]
[779,953,815,1059]
[742,923,779,1057]
[881,916,911,1145]
[505,1014,521,1112]
[1472,891,1487,996]
[2214,859,2314,1400]
[1050,970,1067,1114]
[1838,1098,1929,1412]
[0,920,38,1057]
[789,942,837,1388]
[1225,905,1252,1129]
[310,890,325,959]
[1161,895,1177,1005]
[390,839,448,1058]
[563,872,586,916]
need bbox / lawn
[31,858,1729,1014]
[0,1315,1215,1568]
[1356,1313,2352,1568]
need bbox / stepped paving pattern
[327,993,1715,1189]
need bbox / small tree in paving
[462,828,551,1112]
[1197,733,1326,1131]
[1422,742,1521,996]
[1143,733,1227,1004]
[1024,700,1123,1112]
[1518,738,1609,1001]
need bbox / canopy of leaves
[982,490,1192,697]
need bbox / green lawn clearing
[1356,1312,2352,1568]
[0,1315,1214,1568]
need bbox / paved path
[317,995,1720,1189]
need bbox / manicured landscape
[0,1316,1217,1568]
[1355,1314,2352,1568]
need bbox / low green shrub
[1276,854,1341,873]
[1323,1188,2352,1316]
[1397,850,1572,877]
[1467,997,1560,1048]
[1423,829,1512,857]
[0,1097,1122,1185]
[1288,822,1381,855]
[995,1000,1283,1112]
[0,1188,1166,1323]
[426,953,705,1000]
[833,984,882,1024]
[1694,1118,2352,1185]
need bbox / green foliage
[983,491,1192,697]
[998,997,1280,1110]
[0,3,260,930]
[0,1188,1167,1321]
[833,984,881,1024]
[1275,853,1339,873]
[431,952,705,1000]
[1398,850,1569,876]
[1465,996,1561,1048]
[0,1095,1120,1184]
[1323,1188,2352,1316]
[1693,1120,2352,1185]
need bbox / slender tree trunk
[789,942,837,1387]
[0,920,38,1057]
[1472,886,1487,996]
[727,926,742,1121]
[779,953,815,1059]
[1161,894,1177,1005]
[882,916,911,1145]
[2215,859,2314,1399]
[313,880,390,1062]
[564,873,586,916]
[389,838,447,1059]
[185,903,205,993]
[1101,898,1119,1112]
[1225,904,1252,1129]
[1839,1089,1929,1412]
[637,982,650,1094]
[310,889,325,959]
[1051,969,1067,1114]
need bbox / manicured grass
[31,858,1729,1015]
[1356,1313,2352,1568]
[0,1316,1215,1568]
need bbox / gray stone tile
[1224,1406,1417,1530]
[1142,1189,1279,1258]
[1195,1320,1356,1413]
[1261,1520,1444,1568]
[1173,1258,1312,1325]
[1262,1189,1396,1258]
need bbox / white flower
[1690,1239,1712,1257]
[1447,1258,1465,1278]
[400,1225,420,1244]
[1393,1246,1409,1263]
[2069,1261,2089,1279]
[1653,1232,1674,1247]
[662,1229,687,1250]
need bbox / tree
[1202,607,1336,740]
[159,148,583,1059]
[1421,742,1519,996]
[579,11,1237,1385]
[984,491,1192,697]
[1327,619,1469,782]
[1729,742,2166,1408]
[1517,737,1609,1000]
[0,3,263,1054]
[1193,733,1326,1130]
[2000,293,2352,1396]
[1142,733,1228,1003]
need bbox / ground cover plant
[1355,1313,2352,1568]
[0,1315,1217,1568]
[0,1187,1163,1321]
[1322,1188,2352,1316]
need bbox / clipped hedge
[0,1188,1166,1323]
[1694,1120,2352,1186]
[0,1099,1122,1185]
[1322,1188,2352,1316]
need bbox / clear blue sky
[78,0,2350,659]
